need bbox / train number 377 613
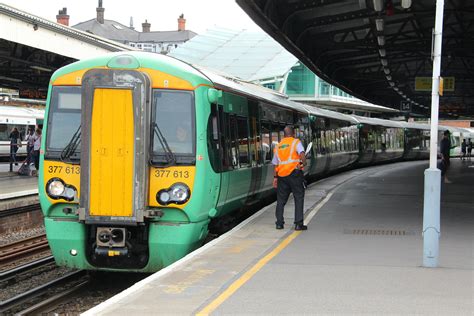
[47,165,80,174]
[154,170,190,178]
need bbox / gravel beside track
[0,226,45,246]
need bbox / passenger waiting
[461,139,467,160]
[9,127,22,166]
[467,139,472,160]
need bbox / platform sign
[19,89,47,99]
[400,101,411,112]
[415,77,432,91]
[415,76,454,92]
[443,77,455,91]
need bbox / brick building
[56,1,196,54]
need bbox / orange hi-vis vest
[274,137,302,177]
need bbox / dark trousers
[34,150,40,170]
[10,143,18,163]
[275,169,305,226]
[27,145,34,164]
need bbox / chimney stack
[96,0,105,24]
[142,19,151,33]
[129,16,134,30]
[56,7,69,26]
[178,14,186,31]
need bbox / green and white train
[41,52,440,272]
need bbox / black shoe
[276,224,284,230]
[295,224,307,231]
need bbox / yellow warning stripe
[196,231,301,316]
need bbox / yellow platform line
[196,230,301,316]
[196,191,334,316]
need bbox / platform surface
[0,163,38,200]
[85,160,474,315]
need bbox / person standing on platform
[9,127,22,166]
[25,127,35,164]
[439,130,452,184]
[272,126,307,231]
[460,139,467,160]
[467,138,472,160]
[33,127,42,173]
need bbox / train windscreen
[151,89,195,165]
[46,86,81,159]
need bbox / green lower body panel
[45,218,209,272]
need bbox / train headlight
[158,191,171,204]
[47,179,65,197]
[46,178,77,201]
[170,183,190,203]
[157,183,190,205]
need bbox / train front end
[40,52,218,272]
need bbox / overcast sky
[1,0,262,34]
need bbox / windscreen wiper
[153,122,176,164]
[60,125,81,161]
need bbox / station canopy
[170,26,298,82]
[237,0,474,119]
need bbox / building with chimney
[68,1,196,54]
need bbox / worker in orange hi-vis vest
[272,126,307,231]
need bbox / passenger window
[271,125,280,154]
[230,116,239,168]
[237,117,249,167]
[261,121,272,163]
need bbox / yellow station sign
[415,77,455,92]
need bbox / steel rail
[0,203,41,218]
[0,270,87,314]
[15,279,90,315]
[0,234,49,265]
[0,256,55,283]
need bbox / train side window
[271,124,279,157]
[249,116,258,166]
[207,104,222,172]
[236,117,250,167]
[229,116,239,168]
[261,121,272,163]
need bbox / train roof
[196,65,358,125]
[396,121,430,130]
[196,66,310,114]
[352,115,403,128]
[307,106,359,124]
[0,105,44,119]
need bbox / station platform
[0,163,38,200]
[86,160,473,315]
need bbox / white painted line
[82,202,277,316]
[0,189,38,200]
[304,192,334,225]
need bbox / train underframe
[44,216,209,272]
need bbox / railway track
[0,269,89,314]
[0,234,50,266]
[0,256,55,284]
[0,203,41,218]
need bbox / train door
[79,69,150,224]
[210,102,230,212]
[311,117,329,176]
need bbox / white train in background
[0,105,45,158]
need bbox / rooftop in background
[71,2,196,54]
[170,27,397,115]
[0,3,132,95]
